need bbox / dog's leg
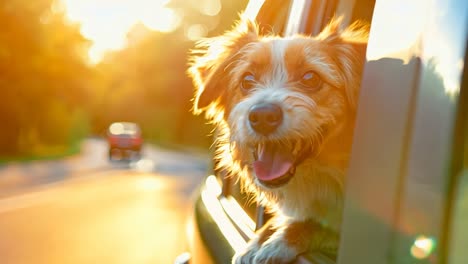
[232,219,276,264]
[252,219,321,264]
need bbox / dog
[188,16,368,264]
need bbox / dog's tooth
[289,166,296,175]
[252,143,261,160]
[293,141,300,155]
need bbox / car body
[178,0,468,263]
[107,122,143,161]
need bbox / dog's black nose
[248,103,283,135]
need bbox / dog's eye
[301,71,322,90]
[241,73,256,92]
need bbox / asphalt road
[0,139,210,264]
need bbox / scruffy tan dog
[188,16,368,264]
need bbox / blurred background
[0,0,248,160]
[0,0,248,263]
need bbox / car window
[304,0,338,35]
[350,0,376,24]
[255,0,293,36]
[305,0,375,36]
[224,0,377,233]
[335,0,376,28]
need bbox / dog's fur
[188,16,368,264]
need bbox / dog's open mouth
[252,141,310,188]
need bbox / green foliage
[88,28,210,148]
[88,0,248,150]
[0,0,91,159]
[0,0,248,160]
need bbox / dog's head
[189,18,367,197]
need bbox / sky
[61,0,182,64]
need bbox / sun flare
[61,0,181,64]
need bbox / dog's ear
[317,17,368,110]
[188,19,259,115]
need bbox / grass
[0,141,81,164]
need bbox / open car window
[255,0,293,36]
[222,0,377,238]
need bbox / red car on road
[107,122,143,161]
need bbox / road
[0,139,211,264]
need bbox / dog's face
[189,19,367,201]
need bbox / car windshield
[108,122,140,136]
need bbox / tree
[0,0,92,158]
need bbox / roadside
[0,138,211,198]
[0,138,110,197]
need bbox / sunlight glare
[136,176,162,192]
[131,159,155,172]
[368,0,466,98]
[199,0,221,16]
[220,197,256,238]
[201,183,247,252]
[186,24,208,40]
[366,0,427,62]
[109,123,125,135]
[205,175,222,196]
[141,7,181,32]
[242,0,265,20]
[62,0,180,63]
[411,235,436,259]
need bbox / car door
[338,0,468,263]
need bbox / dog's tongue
[253,143,294,181]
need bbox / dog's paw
[252,238,298,264]
[232,250,256,264]
[232,241,260,264]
